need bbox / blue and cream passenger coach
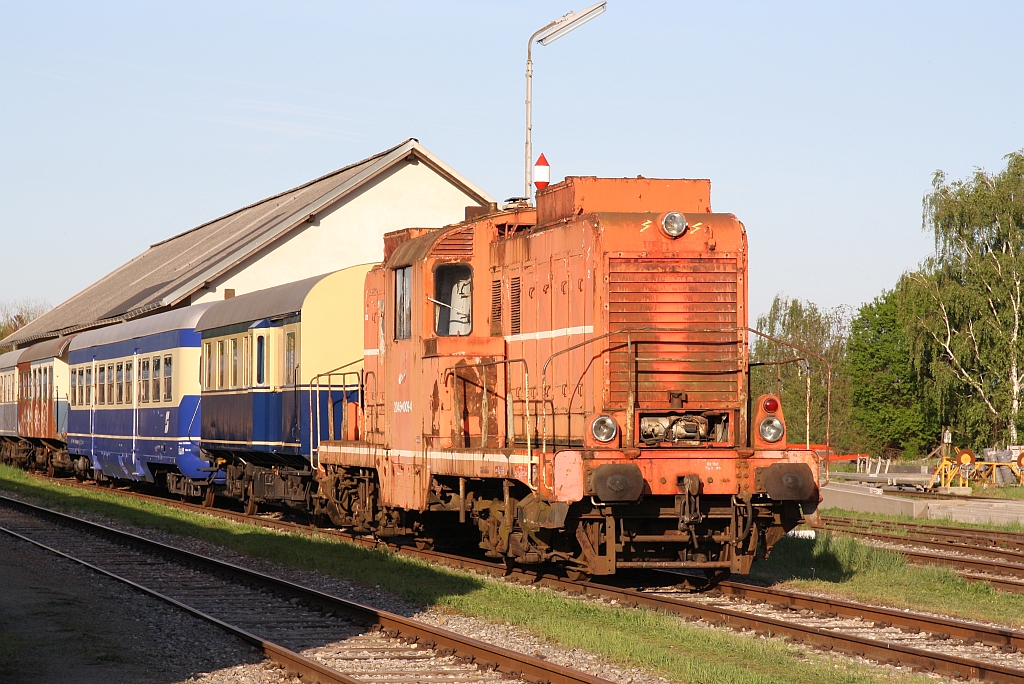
[194,265,370,513]
[67,304,215,494]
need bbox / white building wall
[192,160,481,304]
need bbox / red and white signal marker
[534,153,550,190]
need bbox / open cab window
[433,264,472,336]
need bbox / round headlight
[591,415,618,443]
[662,212,688,238]
[759,416,784,443]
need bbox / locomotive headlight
[661,212,688,238]
[591,415,618,443]
[759,416,784,443]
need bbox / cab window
[434,264,473,336]
[394,266,412,340]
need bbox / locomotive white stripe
[318,443,531,464]
[504,325,593,343]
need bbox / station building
[1,139,495,350]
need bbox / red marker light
[763,397,779,413]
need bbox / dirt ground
[0,533,266,684]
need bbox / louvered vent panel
[434,227,474,256]
[510,277,522,335]
[607,258,741,407]
[490,280,502,336]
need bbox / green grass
[0,465,925,684]
[972,484,1024,500]
[821,505,1024,534]
[753,531,1024,627]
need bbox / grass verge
[753,531,1024,628]
[0,465,924,684]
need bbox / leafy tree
[750,295,855,452]
[846,288,937,457]
[901,150,1024,447]
[0,299,50,346]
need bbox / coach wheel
[414,538,434,551]
[203,487,216,508]
[46,462,55,478]
[244,483,258,516]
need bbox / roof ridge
[149,138,418,249]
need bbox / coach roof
[20,337,76,364]
[0,349,24,372]
[195,274,329,333]
[69,303,216,353]
[1,139,493,350]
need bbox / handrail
[538,326,832,462]
[307,359,364,465]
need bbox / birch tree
[902,151,1024,446]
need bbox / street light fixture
[524,2,607,201]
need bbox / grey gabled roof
[195,274,329,333]
[1,139,494,350]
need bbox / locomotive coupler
[676,474,703,531]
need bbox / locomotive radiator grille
[607,258,740,407]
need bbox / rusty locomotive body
[314,176,820,577]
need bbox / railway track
[0,494,606,684]
[819,516,1024,588]
[9,475,1024,682]
[823,516,1024,561]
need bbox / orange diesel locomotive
[315,176,820,577]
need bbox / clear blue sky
[2,1,1022,321]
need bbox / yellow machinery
[929,447,1024,488]
[927,448,976,488]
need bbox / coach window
[231,338,238,388]
[116,363,124,403]
[217,340,226,389]
[256,335,266,385]
[107,364,114,404]
[97,366,105,404]
[203,342,212,389]
[394,265,412,340]
[163,355,172,401]
[84,367,92,405]
[140,359,150,403]
[284,332,296,385]
[243,337,251,387]
[77,369,84,405]
[70,369,77,406]
[151,357,161,402]
[125,361,133,404]
[433,264,473,336]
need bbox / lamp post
[524,2,607,201]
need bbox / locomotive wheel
[203,487,216,508]
[565,568,591,583]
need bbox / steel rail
[0,495,609,684]
[14,474,1024,681]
